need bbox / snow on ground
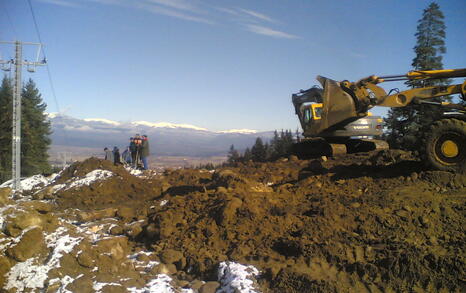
[48,274,79,293]
[0,169,114,195]
[0,172,60,191]
[4,227,82,292]
[67,170,114,189]
[217,261,261,293]
[93,281,123,292]
[125,166,143,176]
[128,274,194,293]
[51,169,114,193]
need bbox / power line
[1,2,18,39]
[27,0,61,115]
[26,0,71,154]
[27,0,44,44]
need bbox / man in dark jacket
[129,137,137,167]
[140,135,150,170]
[113,146,121,165]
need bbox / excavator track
[293,138,388,160]
[345,139,389,153]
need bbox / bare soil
[8,150,466,292]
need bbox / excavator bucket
[308,76,359,135]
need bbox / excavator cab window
[302,103,323,123]
[311,103,323,120]
[304,108,312,123]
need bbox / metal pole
[12,41,22,191]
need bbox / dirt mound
[140,151,465,292]
[48,157,161,211]
[2,151,465,292]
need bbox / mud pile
[143,151,465,292]
[1,151,465,292]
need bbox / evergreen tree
[21,79,52,176]
[0,77,13,183]
[251,137,266,162]
[264,142,272,161]
[243,147,252,162]
[0,77,51,183]
[269,129,295,160]
[384,2,448,150]
[227,144,240,164]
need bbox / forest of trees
[227,130,296,164]
[0,76,51,183]
[384,2,451,150]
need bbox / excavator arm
[355,68,466,108]
[316,68,466,132]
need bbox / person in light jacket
[104,147,113,162]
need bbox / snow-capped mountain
[48,114,273,157]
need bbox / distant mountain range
[48,114,274,157]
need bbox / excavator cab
[301,103,323,123]
[292,83,387,158]
[292,86,383,139]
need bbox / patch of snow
[67,170,114,189]
[0,171,61,192]
[93,281,122,292]
[51,184,66,193]
[51,170,114,193]
[128,274,194,293]
[83,118,121,126]
[0,237,12,252]
[126,166,143,176]
[160,200,168,206]
[218,129,258,134]
[48,275,77,293]
[217,261,261,293]
[4,227,82,291]
[0,173,57,191]
[132,121,208,131]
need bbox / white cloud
[146,0,200,13]
[215,7,240,16]
[37,0,80,8]
[39,0,212,24]
[246,24,299,39]
[238,8,275,23]
[136,3,213,24]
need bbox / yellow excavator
[293,68,466,172]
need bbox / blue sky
[1,0,465,131]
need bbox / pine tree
[0,76,13,183]
[0,77,51,183]
[385,2,448,150]
[243,147,252,162]
[251,137,266,162]
[227,144,240,164]
[21,79,52,176]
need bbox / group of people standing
[104,134,150,170]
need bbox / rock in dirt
[6,227,48,261]
[94,236,129,261]
[159,249,183,264]
[199,281,220,293]
[0,187,12,206]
